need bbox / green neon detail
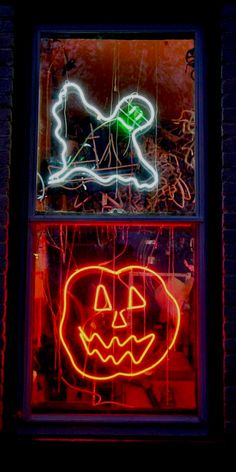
[134,112,143,121]
[117,104,146,133]
[128,106,137,116]
[117,116,134,132]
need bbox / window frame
[20,24,207,438]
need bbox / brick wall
[222,4,236,434]
[0,2,234,438]
[0,5,13,431]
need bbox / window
[36,37,195,215]
[31,223,197,413]
[25,28,206,431]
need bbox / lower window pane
[30,223,197,413]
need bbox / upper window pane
[36,36,195,215]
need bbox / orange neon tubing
[128,285,146,310]
[94,284,146,329]
[59,265,181,381]
[111,310,128,329]
[111,286,146,328]
[78,328,155,366]
[94,284,112,311]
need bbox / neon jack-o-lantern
[59,265,180,381]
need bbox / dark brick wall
[222,4,236,434]
[0,5,13,431]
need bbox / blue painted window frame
[21,25,207,438]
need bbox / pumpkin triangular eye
[94,284,112,311]
[128,286,146,310]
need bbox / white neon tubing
[48,81,158,191]
[37,172,45,201]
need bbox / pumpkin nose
[112,310,127,329]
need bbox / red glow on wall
[59,265,181,381]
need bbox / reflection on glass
[36,38,195,215]
[31,224,197,412]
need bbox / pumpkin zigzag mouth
[78,327,155,365]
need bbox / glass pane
[36,37,195,215]
[31,223,197,413]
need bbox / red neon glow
[110,286,146,329]
[78,328,155,366]
[94,284,112,311]
[111,310,128,329]
[128,286,146,310]
[59,265,181,381]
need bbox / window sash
[20,25,207,432]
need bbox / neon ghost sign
[59,265,180,381]
[48,81,158,190]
